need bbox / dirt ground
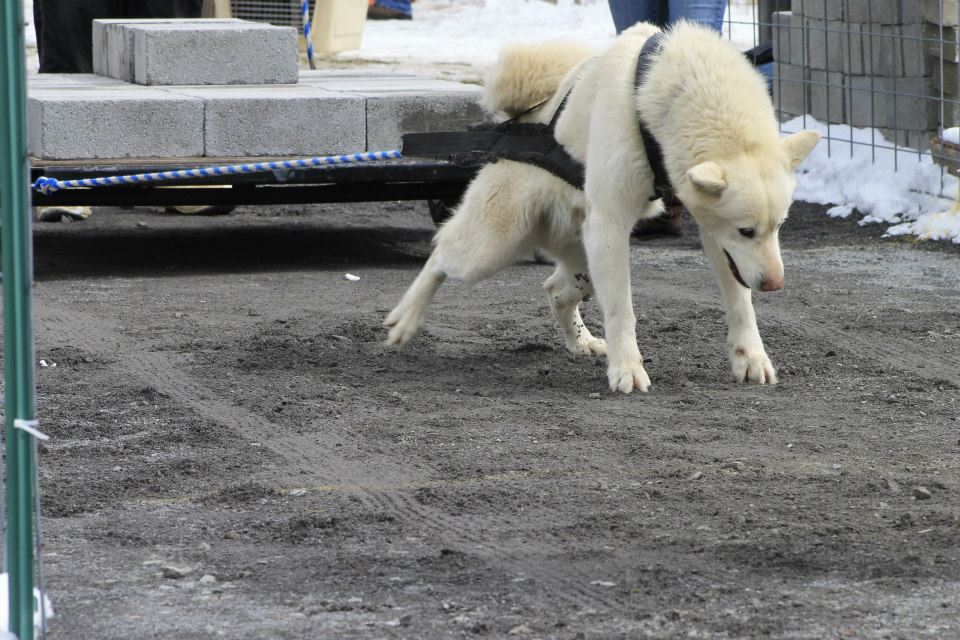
[17,198,960,639]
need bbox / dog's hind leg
[385,162,542,348]
[542,242,606,357]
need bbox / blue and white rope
[302,0,316,71]
[32,150,402,195]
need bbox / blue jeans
[372,0,411,17]
[607,0,726,33]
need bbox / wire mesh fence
[724,0,960,195]
[228,0,317,34]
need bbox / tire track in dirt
[36,301,627,612]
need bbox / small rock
[399,615,412,627]
[898,512,915,528]
[174,312,184,318]
[588,392,602,399]
[913,486,932,501]
[161,565,192,579]
[289,488,307,497]
[687,471,703,481]
[82,356,93,363]
[136,221,148,229]
[538,365,551,376]
[198,542,211,553]
[589,580,616,588]
[884,478,902,494]
[722,461,746,472]
[199,574,217,584]
[825,350,836,357]
[223,530,239,540]
[509,624,533,635]
[345,273,361,282]
[596,480,610,491]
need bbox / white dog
[386,22,820,394]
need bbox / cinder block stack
[28,19,482,160]
[773,0,959,150]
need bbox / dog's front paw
[607,361,651,394]
[729,345,777,385]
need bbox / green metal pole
[0,0,37,638]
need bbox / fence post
[0,0,38,639]
[758,0,791,43]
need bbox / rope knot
[32,177,61,195]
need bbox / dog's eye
[738,228,756,239]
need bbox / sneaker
[35,206,91,222]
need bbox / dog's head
[676,130,820,292]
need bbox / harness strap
[401,88,585,189]
[635,32,682,207]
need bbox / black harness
[401,33,677,204]
[634,32,681,207]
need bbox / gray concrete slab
[28,87,204,160]
[163,85,365,156]
[93,19,241,83]
[93,19,297,86]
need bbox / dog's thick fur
[386,22,820,393]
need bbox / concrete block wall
[29,20,485,161]
[28,72,483,160]
[774,1,958,150]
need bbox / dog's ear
[782,130,821,169]
[687,161,728,196]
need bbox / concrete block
[925,23,960,63]
[865,23,927,77]
[772,12,807,66]
[366,92,486,150]
[845,75,939,130]
[843,22,867,75]
[93,19,298,86]
[805,19,847,72]
[93,19,240,82]
[879,127,935,151]
[27,88,203,160]
[297,73,484,150]
[164,85,366,156]
[133,22,298,85]
[773,62,808,119]
[809,70,845,121]
[792,0,842,21]
[924,0,960,27]
[27,73,126,90]
[847,0,921,25]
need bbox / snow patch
[783,117,960,244]
[0,572,54,638]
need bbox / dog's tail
[482,41,594,118]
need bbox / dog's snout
[760,276,785,292]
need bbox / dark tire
[427,198,459,227]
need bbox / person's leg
[607,0,663,34]
[668,0,727,32]
[130,0,203,19]
[368,0,412,20]
[36,0,121,73]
